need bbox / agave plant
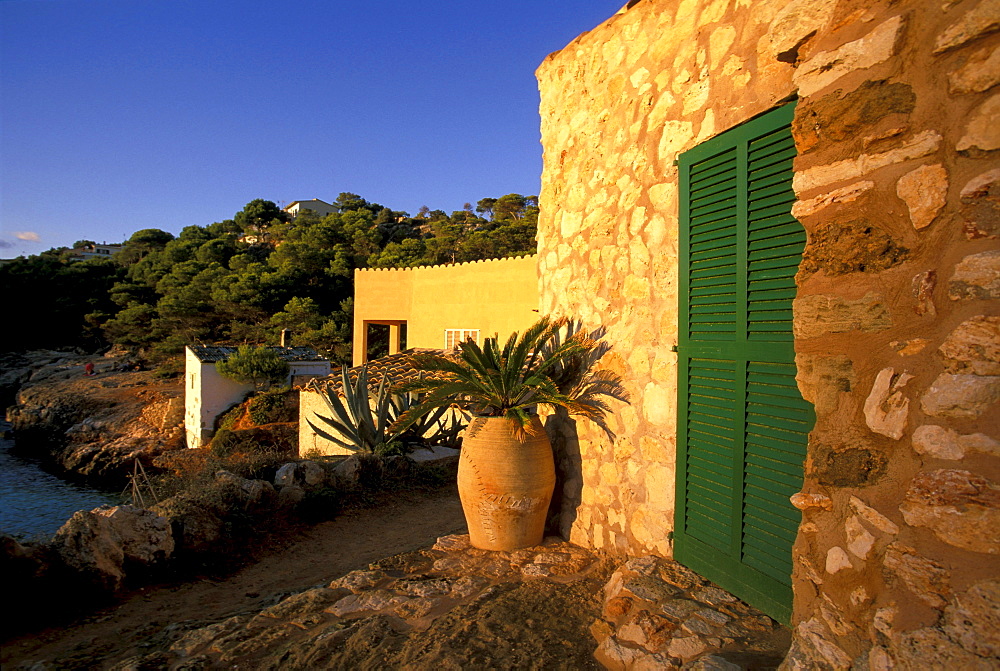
[307,365,404,456]
[308,366,469,455]
[392,316,629,437]
[390,374,469,449]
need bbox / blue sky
[0,0,619,255]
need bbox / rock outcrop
[4,351,184,487]
[51,504,175,591]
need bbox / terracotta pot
[457,415,556,551]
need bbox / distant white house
[282,199,337,218]
[184,345,331,448]
[70,242,123,261]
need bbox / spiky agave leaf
[308,365,403,453]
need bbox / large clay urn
[457,415,556,551]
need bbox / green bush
[152,358,184,379]
[209,428,242,457]
[216,345,289,391]
[248,387,294,424]
[216,402,246,432]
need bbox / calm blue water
[0,423,120,542]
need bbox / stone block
[892,627,995,669]
[933,0,1000,54]
[794,16,903,96]
[795,354,854,416]
[883,542,951,608]
[911,270,937,316]
[900,469,1000,554]
[668,635,709,662]
[798,221,909,277]
[766,0,839,62]
[939,315,1000,375]
[791,181,874,218]
[622,575,683,603]
[790,491,833,511]
[949,44,1000,94]
[846,516,876,559]
[920,372,1000,418]
[942,579,1000,658]
[811,443,887,487]
[864,368,914,440]
[793,130,941,194]
[891,338,930,356]
[277,484,305,507]
[825,546,852,574]
[957,93,1000,152]
[949,250,1000,300]
[960,168,1000,239]
[682,654,742,670]
[912,425,965,460]
[793,292,892,339]
[819,595,853,636]
[794,80,915,151]
[897,164,948,229]
[913,424,1000,460]
[785,617,853,670]
[849,496,900,535]
[618,608,678,650]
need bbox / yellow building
[299,255,539,457]
[351,255,539,365]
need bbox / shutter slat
[678,103,809,623]
[747,221,803,242]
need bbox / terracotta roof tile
[306,348,455,394]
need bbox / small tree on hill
[216,345,290,392]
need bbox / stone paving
[592,556,790,670]
[115,535,790,670]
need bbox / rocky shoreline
[0,352,455,635]
[2,350,185,489]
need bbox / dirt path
[2,488,467,669]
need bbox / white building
[282,199,337,218]
[70,242,123,261]
[184,345,331,448]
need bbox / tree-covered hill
[0,193,538,361]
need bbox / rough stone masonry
[535,0,999,667]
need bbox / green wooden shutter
[675,103,813,624]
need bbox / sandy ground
[1,488,467,669]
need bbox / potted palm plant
[393,317,628,551]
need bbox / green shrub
[248,387,294,424]
[209,428,241,457]
[216,403,245,432]
[152,358,183,379]
[216,345,289,391]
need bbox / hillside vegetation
[1,193,537,362]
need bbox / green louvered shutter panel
[675,103,814,624]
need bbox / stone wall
[536,0,999,667]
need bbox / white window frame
[444,329,480,350]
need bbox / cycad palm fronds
[541,322,630,438]
[392,316,629,439]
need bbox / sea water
[0,422,120,542]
